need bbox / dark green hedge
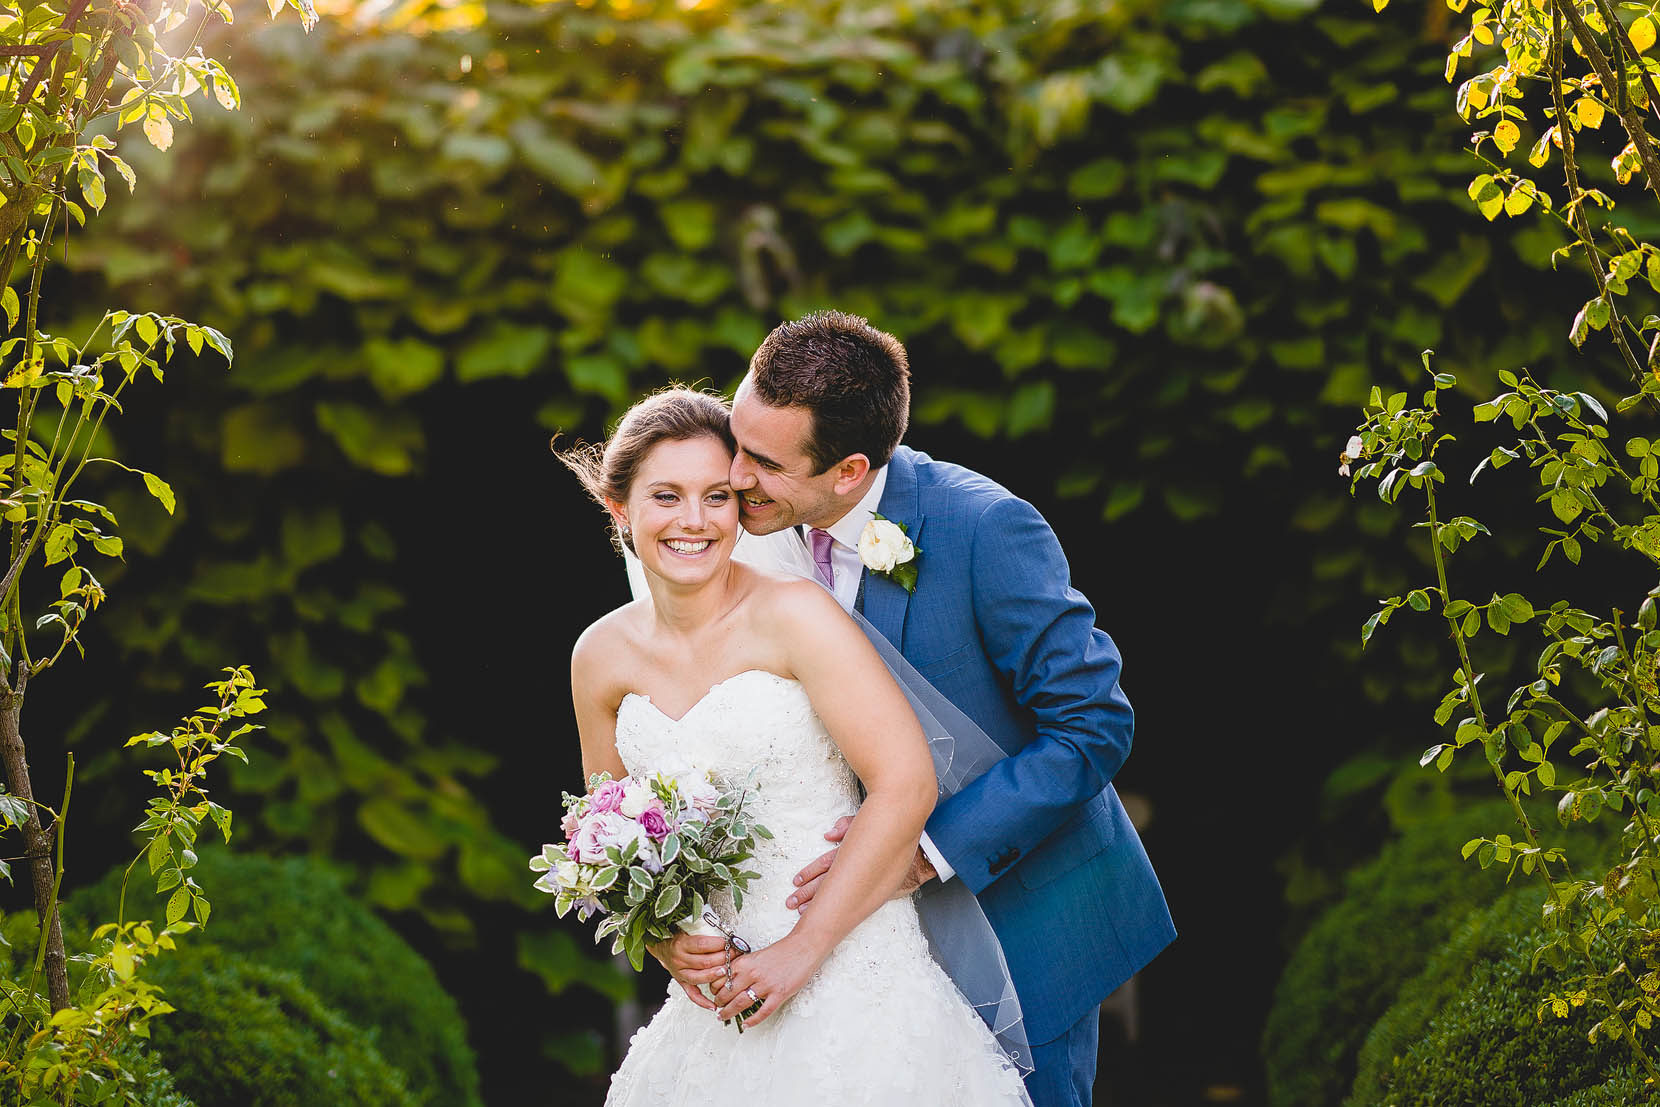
[1261,803,1525,1106]
[1365,897,1649,1107]
[146,953,416,1107]
[70,850,481,1107]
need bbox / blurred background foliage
[32,0,1618,1098]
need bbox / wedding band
[745,987,760,1004]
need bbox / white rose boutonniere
[858,513,920,593]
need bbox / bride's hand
[646,932,729,1012]
[710,935,823,1028]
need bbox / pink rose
[589,779,626,814]
[561,810,581,839]
[638,802,672,842]
[570,813,615,864]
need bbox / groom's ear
[830,454,871,495]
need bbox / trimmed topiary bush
[70,850,480,1107]
[1346,887,1536,1106]
[1262,803,1522,1107]
[1367,913,1648,1106]
[1544,1068,1651,1106]
[145,952,415,1107]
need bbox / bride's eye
[653,492,679,504]
[706,491,731,505]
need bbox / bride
[561,386,1032,1106]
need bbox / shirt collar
[814,465,888,551]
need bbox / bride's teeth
[665,539,711,553]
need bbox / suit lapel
[861,448,924,653]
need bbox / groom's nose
[729,453,756,489]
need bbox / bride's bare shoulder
[570,601,649,691]
[738,567,841,626]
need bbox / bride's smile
[613,435,740,588]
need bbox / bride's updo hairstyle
[558,386,735,555]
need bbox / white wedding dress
[605,668,1033,1107]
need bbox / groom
[714,310,1174,1106]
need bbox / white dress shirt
[807,468,957,884]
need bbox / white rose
[618,778,653,818]
[555,859,582,887]
[859,519,914,573]
[1338,434,1365,478]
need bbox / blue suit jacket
[861,446,1175,1044]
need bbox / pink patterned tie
[809,527,835,589]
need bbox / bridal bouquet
[530,766,770,972]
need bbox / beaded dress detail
[605,669,1031,1107]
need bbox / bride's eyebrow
[642,480,733,492]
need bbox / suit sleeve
[922,494,1134,895]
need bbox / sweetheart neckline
[620,668,798,725]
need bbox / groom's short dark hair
[747,310,910,473]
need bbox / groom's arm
[922,494,1134,897]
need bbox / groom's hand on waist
[787,816,936,911]
[647,933,728,1012]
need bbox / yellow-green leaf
[43,523,74,565]
[1493,119,1520,155]
[1469,174,1504,219]
[142,472,176,514]
[1576,96,1605,129]
[1634,15,1657,54]
[142,111,173,152]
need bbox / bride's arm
[570,624,628,781]
[714,580,936,1026]
[571,621,730,1009]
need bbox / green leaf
[455,322,554,383]
[1550,491,1582,525]
[165,886,190,926]
[653,882,682,918]
[43,523,74,565]
[1468,174,1503,219]
[1488,601,1511,635]
[141,472,175,515]
[357,798,446,861]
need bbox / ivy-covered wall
[46,0,1595,1097]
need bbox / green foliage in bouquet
[71,851,482,1107]
[535,771,770,972]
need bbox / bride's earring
[619,522,632,543]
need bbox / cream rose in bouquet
[530,766,769,972]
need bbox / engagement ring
[746,987,760,1004]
